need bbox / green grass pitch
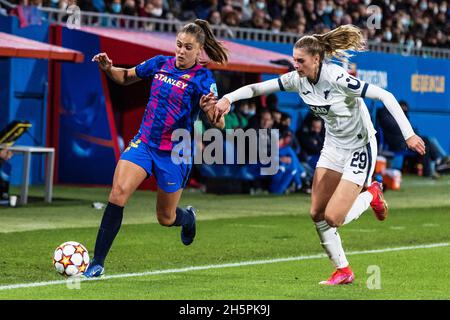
[0,175,449,299]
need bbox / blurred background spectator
[376,100,449,179]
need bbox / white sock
[342,191,373,225]
[315,220,349,269]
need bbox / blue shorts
[120,138,192,193]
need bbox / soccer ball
[53,241,90,277]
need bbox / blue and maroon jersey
[135,55,217,151]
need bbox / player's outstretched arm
[365,85,426,155]
[200,93,225,130]
[92,53,141,86]
[214,78,282,122]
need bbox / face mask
[256,1,265,10]
[324,6,333,14]
[272,27,280,33]
[422,23,429,30]
[375,13,383,22]
[244,109,256,116]
[151,8,163,16]
[440,4,447,13]
[416,39,422,48]
[51,0,58,3]
[112,3,121,13]
[384,31,392,41]
[243,0,250,6]
[401,17,410,27]
[420,2,427,11]
[335,10,343,18]
[406,39,414,49]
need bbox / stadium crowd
[203,92,450,195]
[3,0,449,48]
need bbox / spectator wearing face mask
[316,0,334,29]
[224,101,249,129]
[236,99,257,128]
[138,0,167,19]
[241,98,260,129]
[110,0,122,14]
[270,18,282,33]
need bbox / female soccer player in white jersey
[212,25,426,285]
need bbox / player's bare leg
[109,160,148,206]
[84,160,147,278]
[324,179,364,228]
[157,188,197,246]
[310,168,342,223]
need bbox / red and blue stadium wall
[52,25,162,189]
[51,25,120,186]
[0,15,50,186]
[1,16,121,186]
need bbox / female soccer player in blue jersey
[84,19,228,278]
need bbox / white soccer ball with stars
[53,241,90,277]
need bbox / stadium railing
[1,0,449,59]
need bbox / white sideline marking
[345,229,377,233]
[422,223,439,228]
[390,226,406,230]
[0,242,448,291]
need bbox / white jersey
[279,62,376,149]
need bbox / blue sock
[172,207,193,227]
[93,202,124,267]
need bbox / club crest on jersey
[308,104,331,115]
[154,73,188,89]
[323,89,331,99]
[181,74,191,79]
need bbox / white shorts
[316,137,378,187]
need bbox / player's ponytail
[179,19,229,65]
[295,24,366,60]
